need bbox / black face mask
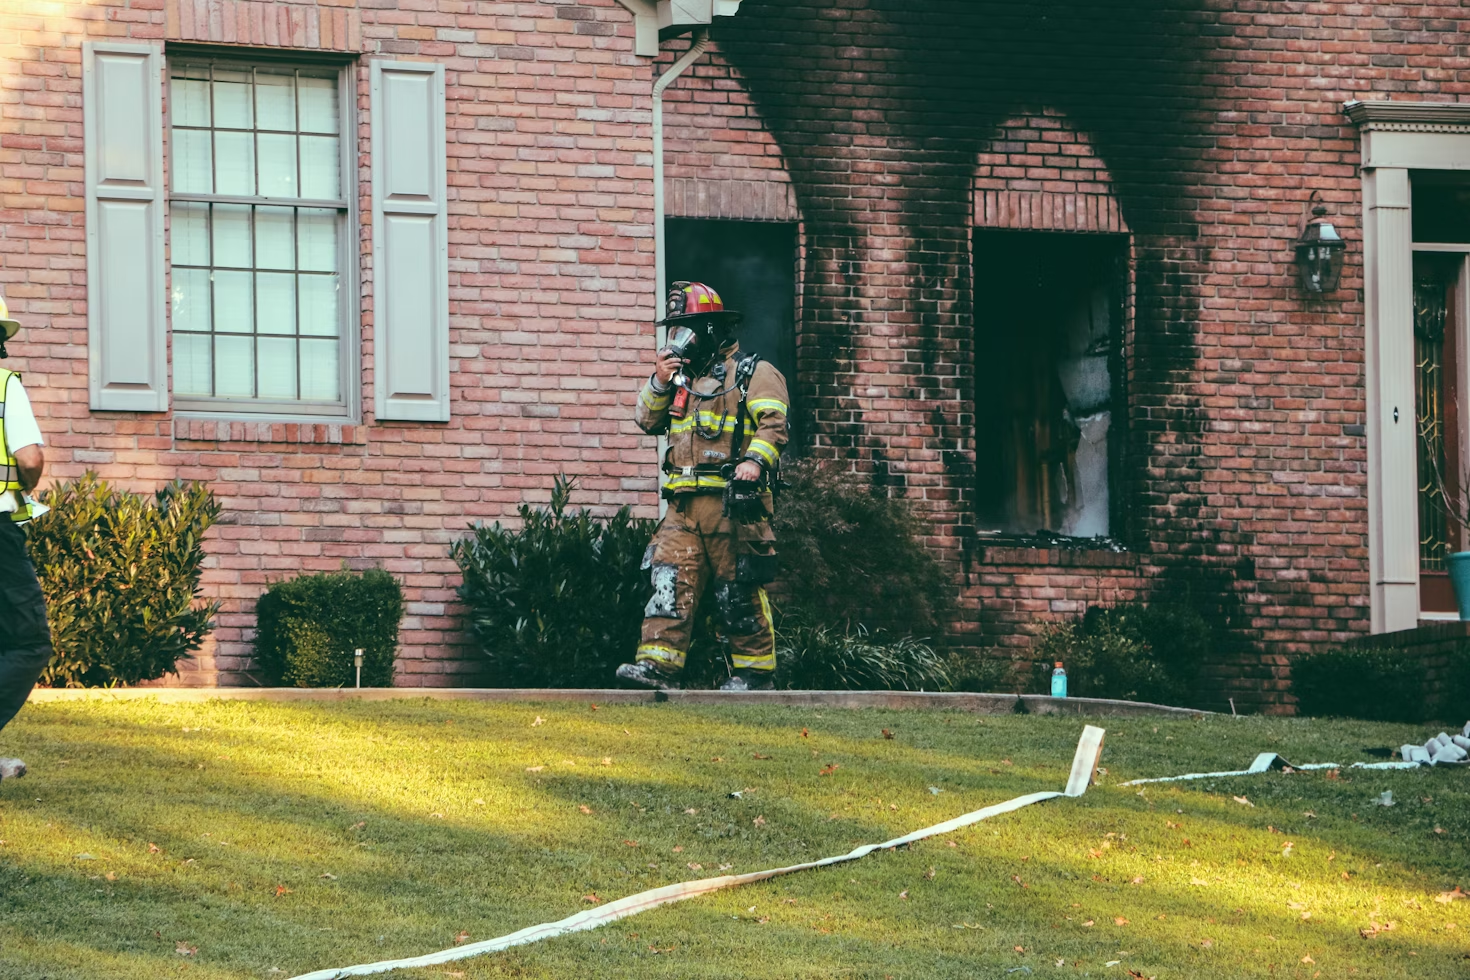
[664,321,725,377]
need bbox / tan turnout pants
[636,493,777,674]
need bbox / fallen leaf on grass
[582,893,601,904]
[1360,921,1395,938]
[882,729,895,740]
[1126,971,1155,980]
[176,941,197,957]
[1436,886,1466,904]
[319,873,337,880]
[1105,962,1120,968]
[753,816,766,827]
[801,728,809,738]
[589,703,599,711]
[624,840,639,847]
[684,808,698,815]
[1013,945,1024,952]
[819,763,839,776]
[525,766,545,773]
[672,846,683,853]
[924,867,936,880]
[601,758,613,767]
[473,798,485,806]
[1190,877,1209,886]
[1130,876,1145,885]
[1325,769,1340,781]
[1011,875,1028,889]
[753,753,771,760]
[1232,796,1253,807]
[719,863,733,870]
[1200,939,1213,948]
[687,863,703,871]
[147,843,161,854]
[531,716,544,727]
[1082,920,1095,928]
[273,885,292,897]
[453,931,470,944]
[1114,917,1129,926]
[578,805,593,815]
[899,890,909,900]
[1301,955,1314,964]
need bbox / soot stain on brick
[712,1,1263,662]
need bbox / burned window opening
[972,230,1128,540]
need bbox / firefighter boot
[719,669,775,692]
[616,661,680,690]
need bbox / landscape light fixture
[354,648,364,689]
[1294,198,1346,295]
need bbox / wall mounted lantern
[1294,201,1346,295]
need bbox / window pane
[174,333,212,396]
[171,202,210,266]
[213,270,254,333]
[214,131,255,196]
[257,134,298,198]
[254,207,293,271]
[299,274,339,336]
[171,267,211,333]
[297,209,337,272]
[215,335,255,397]
[256,273,296,335]
[255,71,296,131]
[299,136,340,200]
[172,128,213,194]
[170,75,211,128]
[211,204,251,268]
[300,338,339,401]
[298,74,339,134]
[212,70,253,129]
[258,337,298,399]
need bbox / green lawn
[0,699,1467,979]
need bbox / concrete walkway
[28,687,1207,718]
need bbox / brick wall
[3,0,1461,709]
[0,0,658,684]
[651,0,1440,712]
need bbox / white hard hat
[0,293,18,341]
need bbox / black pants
[0,521,51,735]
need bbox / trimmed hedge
[451,476,656,687]
[253,569,403,687]
[1292,645,1470,723]
[28,475,221,688]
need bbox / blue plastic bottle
[1050,661,1067,698]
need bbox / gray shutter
[371,60,450,422]
[84,42,167,413]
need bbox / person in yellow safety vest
[616,281,790,692]
[0,293,51,784]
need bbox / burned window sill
[976,534,1137,569]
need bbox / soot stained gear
[631,341,788,677]
[636,493,777,674]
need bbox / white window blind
[167,61,352,414]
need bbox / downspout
[651,29,711,518]
[652,27,712,344]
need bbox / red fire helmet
[658,280,743,326]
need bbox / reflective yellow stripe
[746,439,779,465]
[747,398,787,416]
[663,473,728,491]
[636,644,686,669]
[669,411,738,434]
[640,385,672,410]
[731,589,776,671]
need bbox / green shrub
[1031,602,1210,705]
[27,475,222,687]
[450,476,657,687]
[777,621,950,691]
[1291,646,1469,723]
[772,459,954,636]
[253,569,403,687]
[946,652,1024,693]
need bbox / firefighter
[616,281,789,692]
[0,293,51,783]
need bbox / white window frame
[164,47,360,421]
